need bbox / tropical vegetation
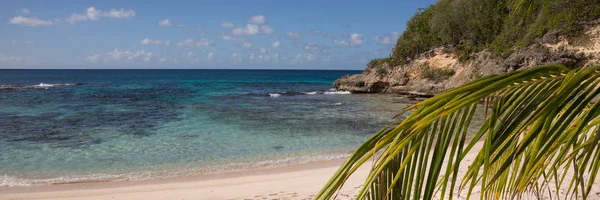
[377,0,600,66]
[317,65,600,199]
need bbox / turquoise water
[0,70,413,187]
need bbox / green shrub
[375,66,388,78]
[390,0,600,63]
[421,64,455,81]
[368,57,392,68]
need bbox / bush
[390,0,600,63]
[375,66,388,78]
[421,64,455,81]
[368,58,391,78]
[367,57,392,68]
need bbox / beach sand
[0,158,367,200]
[2,141,600,200]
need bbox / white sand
[2,141,599,200]
[0,159,367,200]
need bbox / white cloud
[0,53,25,63]
[177,39,214,47]
[158,19,172,26]
[24,40,34,44]
[289,53,332,64]
[10,16,55,27]
[248,53,277,63]
[85,54,101,63]
[334,33,363,47]
[221,22,234,28]
[304,43,329,54]
[21,9,31,15]
[349,33,364,46]
[272,53,280,63]
[158,19,185,28]
[242,41,252,48]
[186,52,200,63]
[65,14,87,24]
[221,35,242,41]
[261,25,274,34]
[230,52,242,63]
[248,15,267,25]
[373,31,400,45]
[232,24,274,35]
[104,8,135,18]
[232,24,259,35]
[140,38,170,46]
[312,30,332,38]
[206,52,214,61]
[66,7,135,24]
[287,32,301,39]
[333,40,349,46]
[86,49,155,63]
[11,40,17,44]
[231,15,273,35]
[270,41,280,48]
[260,48,268,53]
[291,53,317,64]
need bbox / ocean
[0,69,413,187]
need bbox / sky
[1,0,436,70]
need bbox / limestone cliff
[334,22,600,96]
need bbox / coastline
[0,158,369,200]
[2,140,600,200]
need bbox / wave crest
[0,83,81,91]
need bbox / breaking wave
[0,83,82,91]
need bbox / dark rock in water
[132,131,153,137]
[272,145,284,150]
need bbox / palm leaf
[316,65,600,200]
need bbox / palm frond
[316,65,600,200]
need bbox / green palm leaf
[316,65,600,200]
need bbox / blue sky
[1,0,436,69]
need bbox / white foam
[0,173,129,187]
[269,93,281,97]
[0,83,76,90]
[324,91,351,95]
[35,83,58,87]
[304,91,318,95]
[0,151,352,187]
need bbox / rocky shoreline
[334,22,600,96]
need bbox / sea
[0,69,418,187]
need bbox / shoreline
[3,140,600,200]
[0,157,368,200]
[0,150,357,188]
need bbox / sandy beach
[0,158,368,200]
[2,141,600,200]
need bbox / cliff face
[335,23,600,96]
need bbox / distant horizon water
[0,69,412,187]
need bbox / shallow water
[0,69,435,186]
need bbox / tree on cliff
[318,65,600,200]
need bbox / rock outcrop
[335,23,600,96]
